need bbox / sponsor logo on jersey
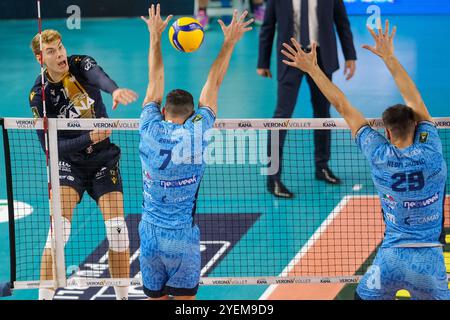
[403,192,439,210]
[110,167,119,185]
[382,194,396,208]
[385,212,396,224]
[419,132,429,143]
[192,115,203,123]
[161,195,191,204]
[31,106,40,119]
[59,161,71,172]
[29,91,36,102]
[160,175,198,188]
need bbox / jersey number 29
[391,171,424,192]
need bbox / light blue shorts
[357,247,449,300]
[139,220,201,298]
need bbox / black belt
[84,138,111,154]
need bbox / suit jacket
[258,0,357,80]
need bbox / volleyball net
[1,117,449,296]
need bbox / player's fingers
[384,19,390,37]
[281,50,296,62]
[377,18,383,37]
[243,18,254,28]
[140,16,148,23]
[390,25,397,41]
[290,38,303,53]
[282,60,296,67]
[311,42,318,57]
[239,10,248,23]
[367,25,378,40]
[232,9,238,23]
[156,3,160,17]
[125,90,138,99]
[361,45,379,56]
[243,27,253,32]
[112,100,118,110]
[218,19,226,30]
[123,91,137,102]
[164,15,173,25]
[282,42,297,56]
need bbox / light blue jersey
[139,102,216,229]
[356,121,447,248]
[355,121,449,300]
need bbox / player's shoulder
[68,54,97,72]
[29,76,43,101]
[415,120,440,144]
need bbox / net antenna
[36,0,58,291]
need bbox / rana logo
[68,121,81,128]
[323,121,336,128]
[238,122,252,128]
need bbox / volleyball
[169,17,204,53]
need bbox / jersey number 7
[159,149,172,170]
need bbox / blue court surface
[0,13,450,300]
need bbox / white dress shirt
[293,0,319,47]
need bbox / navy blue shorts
[58,140,123,202]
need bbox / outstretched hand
[362,19,397,60]
[218,10,254,45]
[141,3,173,38]
[281,38,318,74]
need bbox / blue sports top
[355,121,447,248]
[139,102,216,229]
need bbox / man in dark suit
[258,0,357,198]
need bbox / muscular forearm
[145,36,164,105]
[207,41,235,89]
[382,55,428,117]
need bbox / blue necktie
[300,0,310,48]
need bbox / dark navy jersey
[356,121,447,248]
[29,55,118,154]
[139,102,216,229]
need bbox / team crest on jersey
[192,114,203,123]
[31,106,40,119]
[419,132,428,143]
[110,167,119,185]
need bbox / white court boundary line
[259,195,376,300]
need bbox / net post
[1,118,16,292]
[48,118,67,288]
